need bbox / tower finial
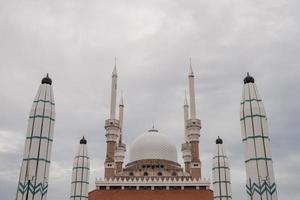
[41,73,52,85]
[244,72,255,84]
[216,136,223,144]
[80,136,87,144]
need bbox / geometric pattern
[246,181,277,196]
[18,181,48,196]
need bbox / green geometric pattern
[242,135,269,142]
[246,181,276,196]
[240,114,266,121]
[18,181,48,196]
[34,100,55,105]
[245,157,272,163]
[29,115,55,121]
[240,99,262,105]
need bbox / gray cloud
[0,0,299,199]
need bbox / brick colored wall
[89,189,213,200]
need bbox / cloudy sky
[0,0,299,199]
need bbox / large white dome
[129,129,178,163]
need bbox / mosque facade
[14,64,279,200]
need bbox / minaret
[212,137,232,200]
[70,137,90,200]
[181,92,191,174]
[186,61,202,178]
[16,74,55,200]
[104,64,120,178]
[115,95,126,174]
[240,73,278,200]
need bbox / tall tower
[212,137,232,200]
[104,65,120,178]
[181,92,192,174]
[186,62,202,178]
[70,137,90,200]
[115,95,126,174]
[16,74,55,200]
[240,73,278,200]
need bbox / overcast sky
[0,0,299,199]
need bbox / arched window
[157,172,162,176]
[144,172,149,176]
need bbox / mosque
[15,63,279,200]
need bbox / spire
[188,60,197,119]
[120,91,124,106]
[110,61,118,119]
[112,57,117,77]
[41,73,52,85]
[244,72,255,84]
[189,57,194,77]
[184,90,188,106]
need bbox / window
[144,172,149,176]
[157,172,162,176]
[171,172,177,176]
[129,172,134,176]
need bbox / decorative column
[212,137,232,200]
[16,74,55,200]
[70,137,90,200]
[240,73,278,200]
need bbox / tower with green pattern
[70,137,90,200]
[212,137,232,200]
[240,73,278,200]
[16,74,55,200]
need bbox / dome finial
[41,73,52,85]
[80,136,87,144]
[148,122,158,133]
[216,136,223,144]
[244,72,255,84]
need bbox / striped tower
[16,74,55,200]
[70,137,90,200]
[240,73,278,200]
[212,137,232,200]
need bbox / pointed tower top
[243,72,255,84]
[188,57,194,77]
[41,73,52,85]
[120,91,124,106]
[80,136,87,144]
[112,57,117,76]
[184,90,188,106]
[216,136,223,144]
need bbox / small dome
[129,130,178,163]
[80,136,87,144]
[41,73,52,85]
[216,137,223,144]
[244,72,255,84]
